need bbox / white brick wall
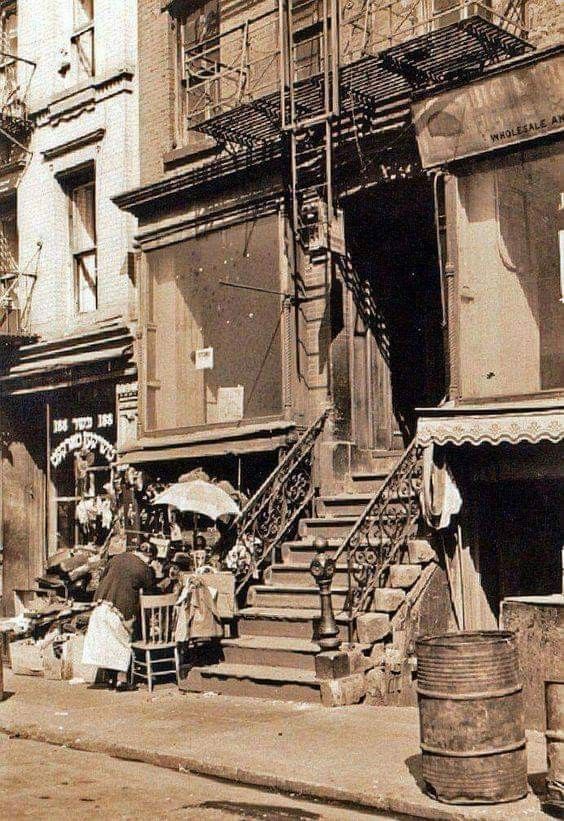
[13,0,139,340]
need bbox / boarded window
[457,142,563,397]
[145,214,284,432]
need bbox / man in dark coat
[83,543,156,691]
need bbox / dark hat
[171,551,192,570]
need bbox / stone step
[348,471,389,494]
[281,538,342,564]
[238,607,350,641]
[247,584,349,611]
[180,662,322,703]
[280,537,391,565]
[221,635,320,670]
[264,562,350,587]
[316,494,372,518]
[299,516,357,539]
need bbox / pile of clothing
[35,545,105,599]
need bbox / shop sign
[50,411,116,468]
[413,55,564,168]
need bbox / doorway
[341,176,446,452]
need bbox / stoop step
[264,562,349,587]
[247,584,349,611]
[317,494,373,518]
[181,662,322,703]
[299,516,358,539]
[221,635,320,670]
[239,607,351,641]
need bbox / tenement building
[0,0,139,613]
[114,0,562,702]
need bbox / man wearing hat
[83,542,156,690]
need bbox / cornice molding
[42,127,106,161]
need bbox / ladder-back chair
[131,591,179,692]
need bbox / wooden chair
[131,592,179,692]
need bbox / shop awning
[0,320,135,394]
[119,418,297,464]
[416,400,564,447]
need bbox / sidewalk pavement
[0,670,549,820]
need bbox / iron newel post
[310,536,341,651]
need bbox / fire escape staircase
[0,43,36,346]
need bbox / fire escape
[180,0,531,254]
[0,4,36,344]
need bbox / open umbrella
[151,479,240,521]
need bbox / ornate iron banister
[234,408,330,594]
[333,439,423,615]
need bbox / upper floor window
[181,0,220,132]
[72,0,95,82]
[67,166,97,314]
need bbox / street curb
[0,720,541,821]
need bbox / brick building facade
[0,0,139,612]
[111,0,562,702]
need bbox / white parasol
[151,479,240,521]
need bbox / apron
[82,601,133,672]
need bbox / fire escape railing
[332,439,423,618]
[234,408,330,595]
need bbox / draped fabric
[420,444,463,530]
[82,601,133,672]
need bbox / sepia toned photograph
[0,1,561,819]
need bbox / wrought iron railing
[332,439,423,616]
[234,407,330,594]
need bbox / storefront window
[145,214,284,432]
[457,143,563,399]
[49,389,117,552]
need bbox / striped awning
[417,404,564,447]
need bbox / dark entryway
[341,176,446,452]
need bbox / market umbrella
[151,480,241,521]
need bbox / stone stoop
[180,457,438,706]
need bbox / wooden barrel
[545,679,564,807]
[416,631,527,804]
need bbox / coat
[95,551,156,622]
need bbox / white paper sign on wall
[195,347,214,370]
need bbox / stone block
[316,646,373,679]
[315,650,352,680]
[388,564,421,589]
[365,667,386,706]
[407,539,437,564]
[356,612,390,643]
[320,672,366,707]
[370,641,386,667]
[371,588,406,613]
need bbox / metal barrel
[416,631,528,805]
[545,679,564,808]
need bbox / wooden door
[349,289,400,452]
[1,400,45,615]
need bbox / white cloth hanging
[420,443,462,530]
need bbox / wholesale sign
[412,54,563,168]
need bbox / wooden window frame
[66,169,97,315]
[71,0,95,81]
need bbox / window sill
[163,138,220,172]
